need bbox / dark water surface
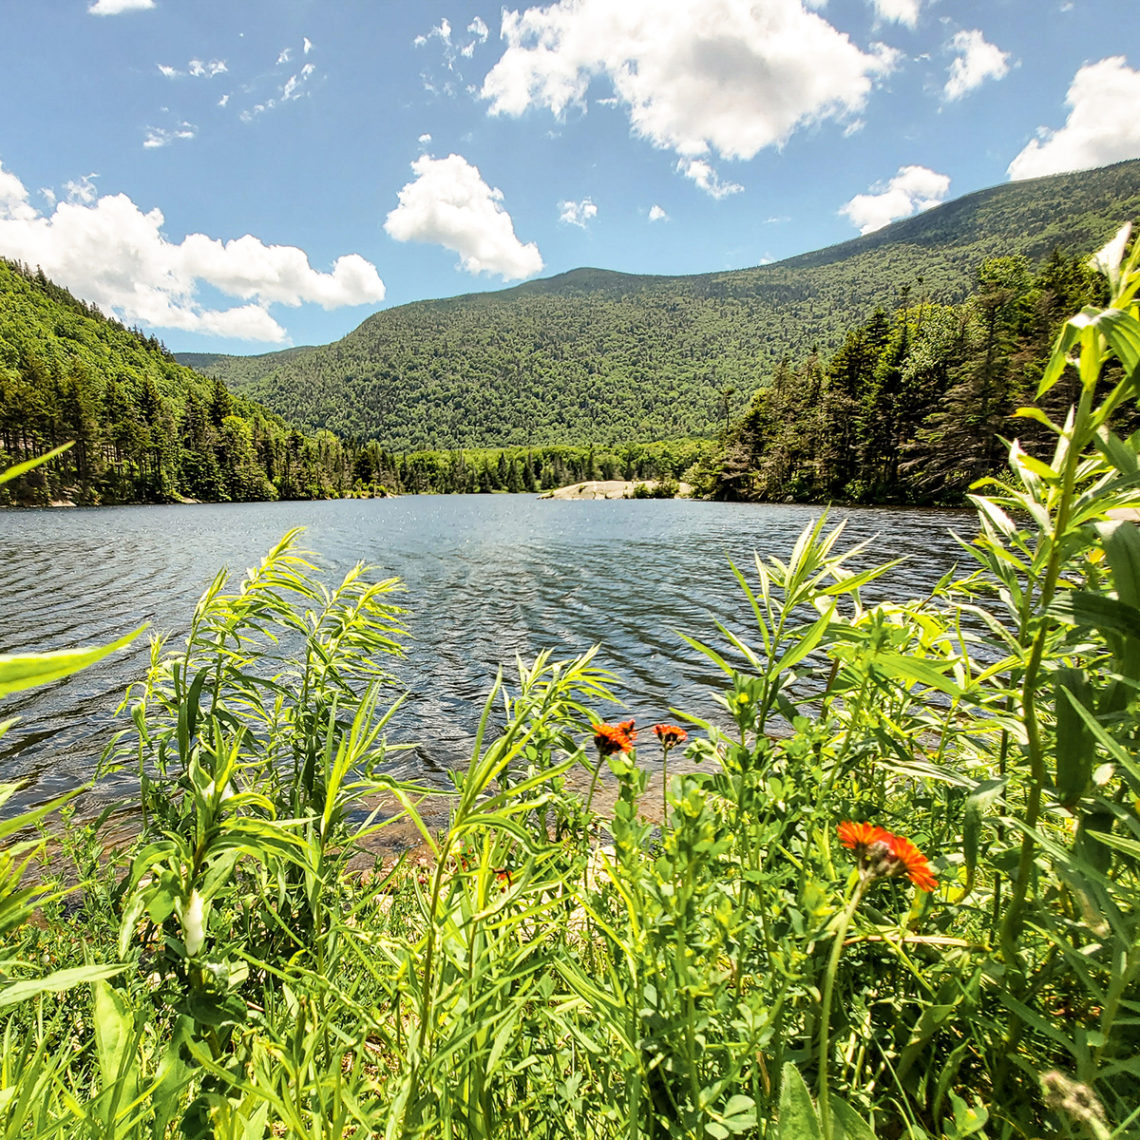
[0,495,974,817]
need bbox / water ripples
[0,496,974,816]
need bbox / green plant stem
[818,876,869,1140]
[1001,380,1094,956]
[585,750,606,817]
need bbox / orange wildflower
[837,821,937,892]
[837,821,890,857]
[593,722,635,756]
[885,833,938,892]
[653,724,688,749]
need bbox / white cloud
[944,29,1009,101]
[677,158,743,199]
[143,122,197,149]
[88,0,154,14]
[1007,56,1140,180]
[840,164,950,233]
[277,47,292,65]
[218,94,230,107]
[648,204,668,222]
[0,161,386,343]
[188,58,227,78]
[0,162,37,222]
[415,18,452,47]
[282,63,316,101]
[303,37,313,55]
[559,197,598,227]
[469,16,490,42]
[481,0,896,173]
[869,0,920,27]
[384,153,543,281]
[418,132,433,143]
[159,58,227,80]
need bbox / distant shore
[540,479,694,501]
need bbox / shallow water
[0,495,973,818]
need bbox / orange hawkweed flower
[837,821,937,892]
[885,833,938,893]
[593,722,635,756]
[837,821,890,857]
[653,724,688,749]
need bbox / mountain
[0,259,362,505]
[178,158,1134,451]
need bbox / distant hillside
[0,259,360,505]
[182,160,1140,450]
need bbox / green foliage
[0,259,363,505]
[187,160,1140,450]
[710,246,1120,505]
[6,238,1140,1136]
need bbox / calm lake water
[0,495,974,818]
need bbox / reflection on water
[0,495,974,817]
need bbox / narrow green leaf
[0,964,126,1009]
[0,626,145,698]
[1055,676,1094,808]
[1050,591,1140,642]
[0,443,74,486]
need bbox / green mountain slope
[184,160,1140,451]
[0,259,361,504]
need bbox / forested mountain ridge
[0,258,361,504]
[184,159,1140,450]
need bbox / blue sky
[0,0,1138,355]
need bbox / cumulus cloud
[676,158,743,199]
[303,37,313,54]
[0,162,37,222]
[240,58,317,121]
[944,30,1010,100]
[1007,56,1140,180]
[469,17,490,41]
[559,197,597,227]
[840,164,950,233]
[481,0,896,175]
[869,0,920,27]
[384,153,543,281]
[648,204,668,222]
[0,161,386,342]
[89,0,154,14]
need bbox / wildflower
[837,821,890,858]
[837,821,937,892]
[885,832,938,893]
[593,721,635,755]
[653,723,688,750]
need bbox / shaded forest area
[708,247,1135,504]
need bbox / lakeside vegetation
[704,247,1133,505]
[1,229,1139,1137]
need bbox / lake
[1,495,974,819]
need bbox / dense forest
[0,258,700,505]
[184,159,1140,449]
[705,247,1127,504]
[0,258,361,505]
